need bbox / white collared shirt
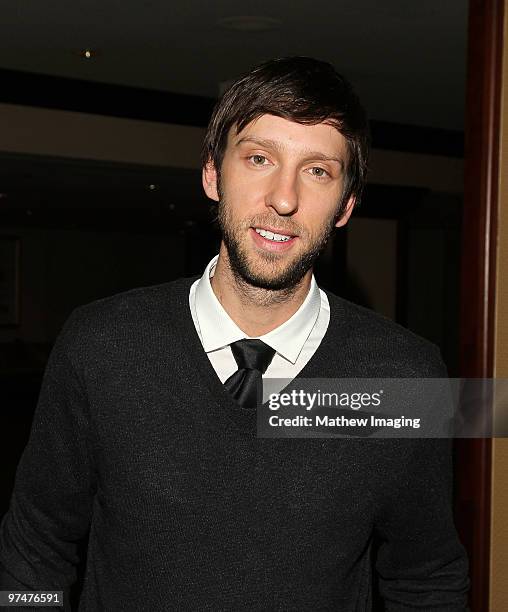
[189,255,330,396]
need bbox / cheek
[222,158,275,200]
[223,176,269,211]
[299,186,341,219]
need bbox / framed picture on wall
[0,237,21,326]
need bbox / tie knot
[229,339,275,374]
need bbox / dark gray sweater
[0,276,469,611]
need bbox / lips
[250,227,298,252]
[253,225,297,238]
[254,228,294,242]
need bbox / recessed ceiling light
[77,48,98,59]
[148,184,157,191]
[216,16,281,32]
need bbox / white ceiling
[0,0,468,130]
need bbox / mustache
[243,215,306,237]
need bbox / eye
[309,167,330,179]
[249,154,268,166]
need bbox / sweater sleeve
[374,437,470,611]
[0,309,96,610]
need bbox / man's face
[202,114,355,291]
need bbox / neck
[210,245,312,337]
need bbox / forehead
[228,114,348,160]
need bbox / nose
[265,168,299,216]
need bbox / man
[0,57,469,610]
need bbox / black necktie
[224,339,276,408]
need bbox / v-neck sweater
[0,276,469,611]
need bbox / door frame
[456,1,505,610]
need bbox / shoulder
[73,276,196,323]
[323,290,446,377]
[53,276,198,363]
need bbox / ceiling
[0,0,468,130]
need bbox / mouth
[250,226,298,252]
[253,226,297,242]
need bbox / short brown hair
[202,56,370,215]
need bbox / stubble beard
[217,197,338,295]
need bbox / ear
[202,160,220,202]
[335,196,356,228]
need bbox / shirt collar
[194,255,321,364]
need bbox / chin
[232,251,310,292]
[241,273,295,291]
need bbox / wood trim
[0,68,216,128]
[456,0,505,610]
[0,68,463,158]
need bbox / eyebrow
[235,136,345,168]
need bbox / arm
[374,437,470,611]
[0,309,96,610]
